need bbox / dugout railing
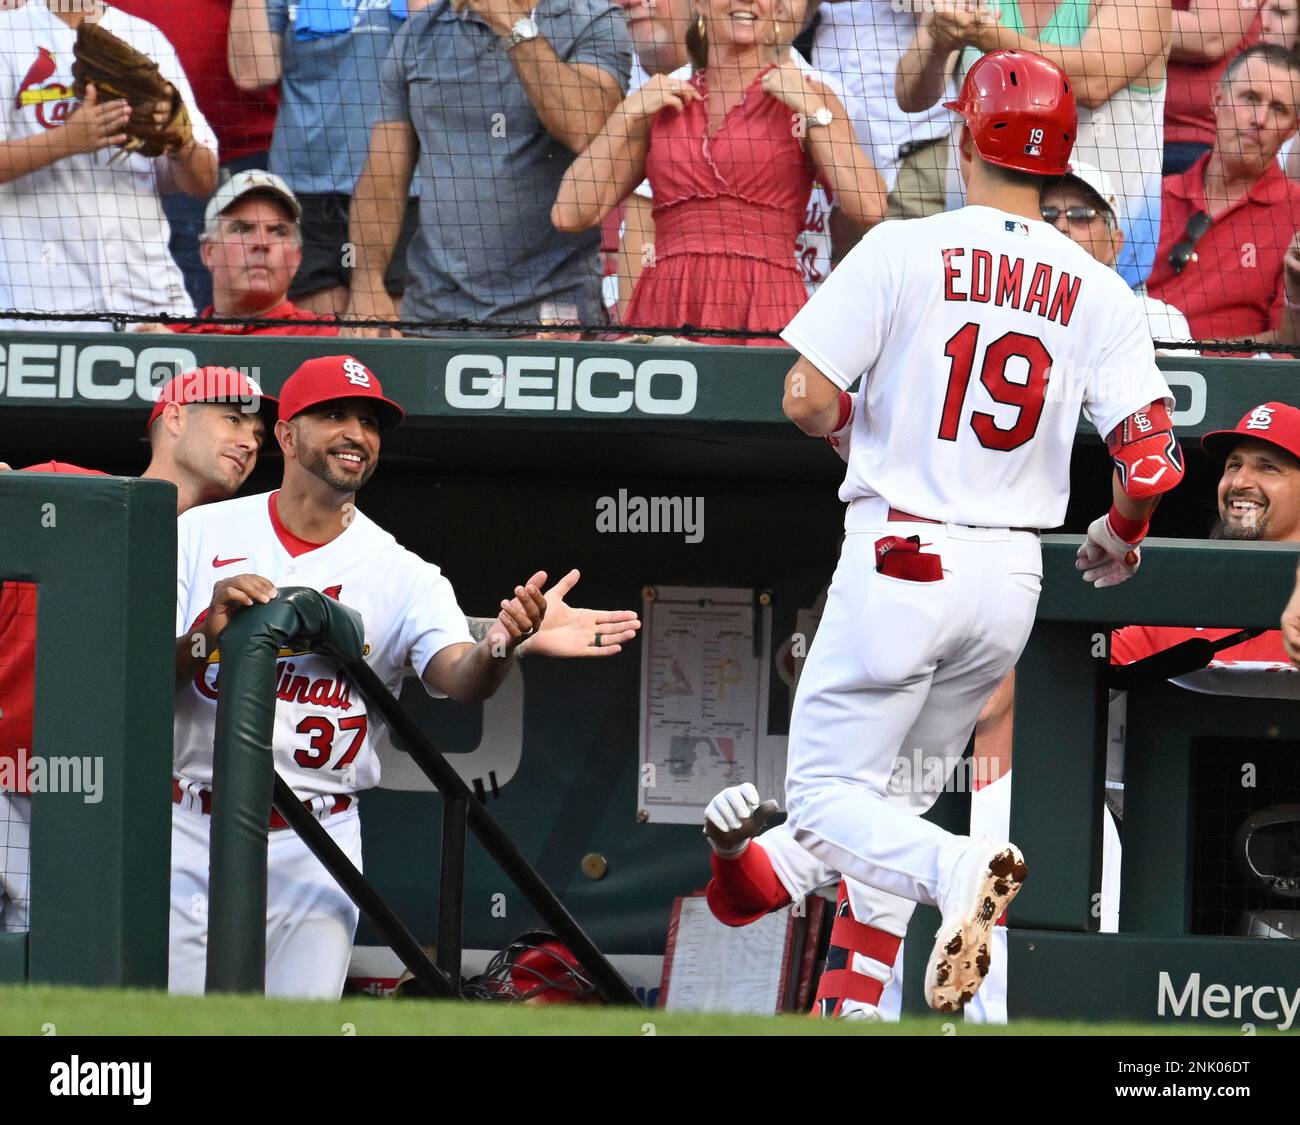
[206,587,638,1003]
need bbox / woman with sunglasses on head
[552,0,886,346]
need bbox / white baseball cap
[1059,160,1122,223]
[204,169,302,227]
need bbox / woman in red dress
[554,0,886,345]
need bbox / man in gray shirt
[229,0,421,317]
[346,0,631,333]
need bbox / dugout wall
[0,473,174,987]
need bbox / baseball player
[702,155,1201,1021]
[0,367,274,934]
[168,355,590,997]
[769,49,1181,1014]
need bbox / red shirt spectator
[1148,153,1300,339]
[1147,46,1300,342]
[138,172,341,336]
[176,300,339,336]
[113,0,278,162]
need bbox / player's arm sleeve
[399,558,476,700]
[1081,290,1175,440]
[780,227,900,390]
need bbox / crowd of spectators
[4,0,1300,346]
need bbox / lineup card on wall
[637,586,775,825]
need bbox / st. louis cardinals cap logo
[1246,405,1276,431]
[342,358,372,388]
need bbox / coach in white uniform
[0,0,217,331]
[171,355,549,998]
[776,50,1181,1013]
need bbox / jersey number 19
[938,323,1051,452]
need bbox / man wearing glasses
[1042,162,1194,349]
[1145,43,1300,347]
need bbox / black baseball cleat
[925,843,1028,1013]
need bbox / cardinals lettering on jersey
[941,248,1082,327]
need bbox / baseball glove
[71,22,193,159]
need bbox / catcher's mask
[1234,805,1300,899]
[464,931,599,1005]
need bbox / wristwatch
[807,106,834,128]
[506,12,540,49]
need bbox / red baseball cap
[148,366,278,431]
[276,355,405,430]
[19,461,108,475]
[1202,402,1300,462]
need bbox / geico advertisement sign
[445,354,698,414]
[0,342,198,401]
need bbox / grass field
[0,985,1252,1036]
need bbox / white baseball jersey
[0,2,217,330]
[174,492,473,802]
[781,207,1174,529]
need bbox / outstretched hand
[517,568,642,658]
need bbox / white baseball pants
[169,802,361,999]
[786,497,1042,908]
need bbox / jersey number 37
[939,323,1051,452]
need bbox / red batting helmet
[944,50,1076,176]
[462,931,599,1005]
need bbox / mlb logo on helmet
[943,50,1076,177]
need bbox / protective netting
[2,1,1299,349]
